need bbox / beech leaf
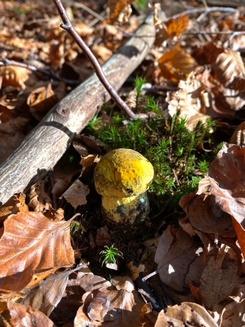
[0,212,74,291]
[8,301,55,327]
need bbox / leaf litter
[1,0,245,326]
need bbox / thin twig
[0,59,79,86]
[53,0,136,119]
[172,6,237,19]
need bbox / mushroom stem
[102,192,150,225]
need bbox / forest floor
[0,0,245,326]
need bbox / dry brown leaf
[0,66,30,90]
[8,301,55,327]
[166,69,211,130]
[27,83,58,112]
[158,45,197,84]
[91,45,113,63]
[230,121,245,146]
[154,11,189,46]
[179,187,235,241]
[154,303,218,327]
[199,245,243,309]
[181,143,245,256]
[155,225,203,292]
[22,267,83,316]
[0,212,74,291]
[220,289,245,327]
[74,276,146,327]
[28,180,64,220]
[106,0,134,24]
[214,49,245,86]
[62,180,89,209]
[0,194,28,226]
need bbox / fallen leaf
[154,302,219,327]
[8,301,55,327]
[158,45,197,84]
[22,264,87,316]
[155,225,203,292]
[0,212,74,291]
[214,49,245,86]
[0,66,30,90]
[27,83,58,112]
[155,13,189,46]
[62,180,89,209]
[106,0,134,24]
[166,68,211,130]
[199,245,243,309]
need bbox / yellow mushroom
[94,148,154,224]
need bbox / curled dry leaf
[74,276,146,327]
[154,302,218,327]
[180,142,245,255]
[29,180,64,220]
[154,7,189,46]
[8,301,55,327]
[158,45,197,84]
[166,68,211,130]
[27,83,58,113]
[219,285,245,326]
[62,180,89,209]
[106,0,134,25]
[0,66,30,90]
[214,49,245,86]
[22,265,87,317]
[0,194,28,226]
[0,212,74,291]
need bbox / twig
[172,6,237,19]
[0,59,79,86]
[53,0,136,119]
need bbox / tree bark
[0,15,155,205]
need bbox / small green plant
[70,221,85,235]
[135,76,146,96]
[136,0,148,10]
[100,244,124,266]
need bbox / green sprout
[70,221,85,235]
[100,244,124,267]
[135,76,146,96]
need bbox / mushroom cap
[94,148,154,198]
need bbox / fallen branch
[0,13,155,205]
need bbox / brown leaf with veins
[158,45,197,83]
[8,301,55,327]
[0,212,74,291]
[199,245,243,309]
[214,49,245,86]
[181,143,245,256]
[74,276,146,327]
[166,68,212,130]
[154,303,218,327]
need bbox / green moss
[86,90,218,221]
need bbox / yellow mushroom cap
[94,148,154,198]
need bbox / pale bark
[0,15,155,205]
